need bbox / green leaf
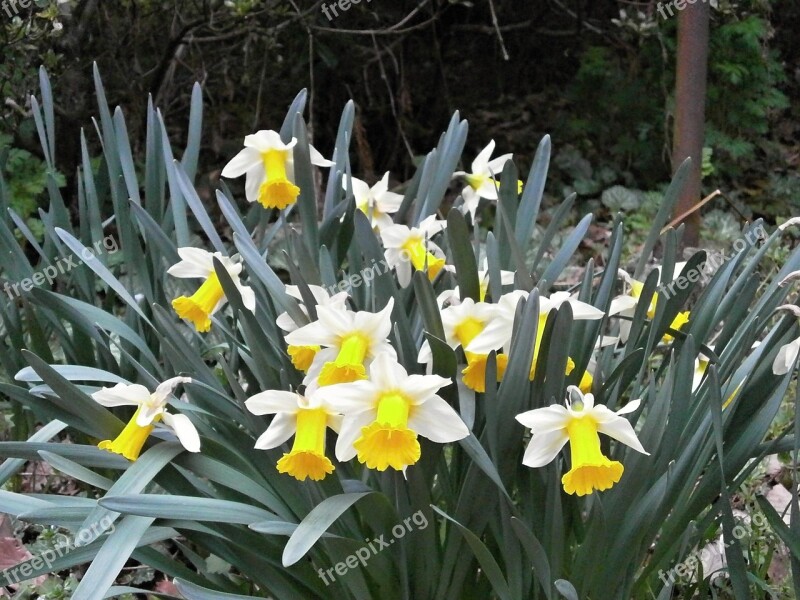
[283,492,374,567]
[99,495,277,525]
[433,506,512,600]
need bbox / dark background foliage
[1,0,798,226]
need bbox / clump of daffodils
[128,129,720,498]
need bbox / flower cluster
[89,129,666,497]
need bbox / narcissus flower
[437,259,515,307]
[276,285,349,373]
[436,298,505,392]
[168,248,256,333]
[285,299,396,387]
[516,386,648,496]
[453,140,522,221]
[245,388,341,481]
[325,353,468,471]
[466,291,603,380]
[345,172,403,231]
[380,216,449,287]
[221,129,333,210]
[610,266,691,343]
[92,377,199,461]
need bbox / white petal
[408,395,469,443]
[471,140,496,173]
[243,163,265,204]
[91,383,149,407]
[773,338,800,375]
[515,405,570,434]
[465,320,513,354]
[335,411,374,462]
[615,399,641,415]
[369,352,408,390]
[476,179,499,200]
[596,413,649,455]
[402,373,452,404]
[461,189,481,221]
[162,412,201,452]
[486,153,513,175]
[316,380,376,414]
[567,299,605,321]
[522,430,569,468]
[152,376,192,404]
[345,176,370,202]
[245,390,301,415]
[136,404,164,426]
[254,412,296,449]
[608,295,638,316]
[221,147,262,178]
[285,318,340,348]
[237,283,257,313]
[244,130,290,151]
[309,143,334,167]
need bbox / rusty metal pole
[672,0,710,248]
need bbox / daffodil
[276,285,349,373]
[437,258,515,306]
[221,129,333,210]
[245,387,341,481]
[344,172,403,231]
[324,353,468,471]
[168,248,256,333]
[453,140,522,221]
[466,291,604,380]
[380,216,449,287]
[437,298,505,392]
[285,299,396,387]
[516,386,648,496]
[610,266,691,343]
[91,377,199,461]
[772,305,800,375]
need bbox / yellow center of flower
[453,316,485,348]
[257,149,300,210]
[464,174,522,195]
[172,272,225,333]
[462,352,508,392]
[276,408,334,481]
[288,344,320,373]
[98,407,160,461]
[318,333,370,386]
[561,415,624,496]
[402,238,445,281]
[353,392,420,471]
